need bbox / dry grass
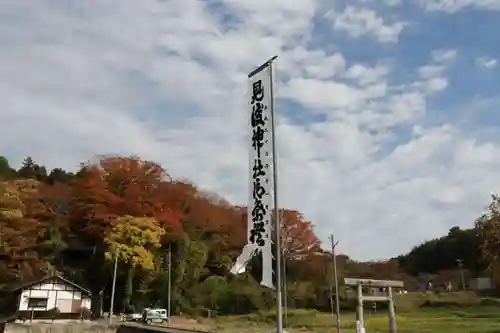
[150,316,212,331]
[162,293,500,333]
[211,308,500,333]
[151,293,500,333]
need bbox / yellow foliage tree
[0,179,40,219]
[0,182,24,219]
[0,180,45,283]
[105,215,166,310]
[104,215,165,270]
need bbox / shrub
[479,298,500,307]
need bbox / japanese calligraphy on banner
[248,67,273,250]
[230,63,275,289]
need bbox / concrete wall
[6,322,203,333]
[116,323,203,333]
[6,323,117,333]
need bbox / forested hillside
[397,227,480,275]
[0,155,499,316]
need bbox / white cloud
[385,0,402,6]
[327,6,407,43]
[432,49,457,64]
[281,79,369,109]
[418,65,444,79]
[421,0,500,12]
[475,56,498,69]
[284,47,346,80]
[1,0,499,261]
[411,49,456,94]
[344,63,390,86]
[413,71,449,94]
[423,77,448,92]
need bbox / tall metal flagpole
[268,56,283,333]
[330,235,341,333]
[281,210,288,329]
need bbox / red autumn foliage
[70,156,182,240]
[288,252,330,281]
[165,182,227,232]
[228,205,248,249]
[366,259,404,280]
[37,182,73,229]
[281,209,321,259]
[162,181,244,253]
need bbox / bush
[479,297,500,307]
[420,300,457,308]
[417,292,480,308]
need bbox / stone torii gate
[344,278,404,333]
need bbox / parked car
[122,313,143,322]
[141,308,168,324]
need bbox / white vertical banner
[230,62,275,289]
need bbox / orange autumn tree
[162,181,244,270]
[71,156,182,239]
[186,192,244,272]
[366,259,404,280]
[69,156,182,308]
[235,207,322,289]
[236,208,321,259]
[37,183,73,258]
[280,209,321,259]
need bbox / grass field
[168,293,500,333]
[211,307,500,333]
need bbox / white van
[142,308,168,324]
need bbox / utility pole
[167,244,172,325]
[109,249,118,325]
[330,235,341,333]
[456,259,466,291]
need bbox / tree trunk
[123,266,135,311]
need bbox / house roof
[9,274,91,295]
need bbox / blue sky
[2,0,500,260]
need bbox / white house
[15,274,92,320]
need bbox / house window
[27,297,48,308]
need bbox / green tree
[47,168,75,184]
[476,194,500,284]
[17,157,47,182]
[398,226,482,275]
[0,156,16,180]
[196,276,230,313]
[172,234,209,313]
